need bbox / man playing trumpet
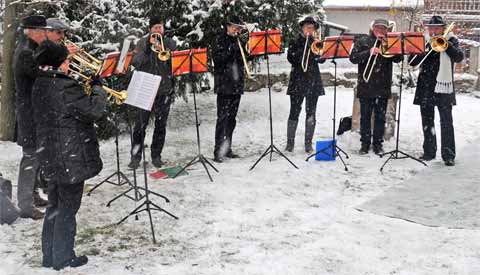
[129,16,176,169]
[350,19,402,155]
[408,16,464,166]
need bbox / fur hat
[149,16,164,29]
[34,40,69,69]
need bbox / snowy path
[1,87,480,275]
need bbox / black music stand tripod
[250,31,298,171]
[173,49,218,182]
[117,100,178,244]
[306,36,349,171]
[379,32,427,171]
[88,76,133,196]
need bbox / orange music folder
[321,35,355,59]
[249,30,282,56]
[171,48,208,76]
[384,32,425,55]
[100,51,133,78]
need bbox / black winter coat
[286,35,325,97]
[408,37,464,106]
[132,34,176,96]
[350,34,402,99]
[13,38,40,148]
[32,70,107,185]
[213,31,247,95]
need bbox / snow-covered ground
[1,85,480,275]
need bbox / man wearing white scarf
[408,16,464,167]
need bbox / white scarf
[433,32,455,94]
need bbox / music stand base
[173,154,218,182]
[250,144,299,171]
[379,149,427,172]
[87,171,131,196]
[306,143,349,171]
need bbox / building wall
[325,8,415,34]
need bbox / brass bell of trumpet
[150,33,171,61]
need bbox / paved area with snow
[1,87,480,275]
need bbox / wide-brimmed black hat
[425,16,447,26]
[34,40,69,69]
[21,15,48,29]
[299,17,319,29]
[149,16,164,29]
[226,15,245,28]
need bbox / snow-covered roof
[323,0,424,8]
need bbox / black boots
[285,120,298,152]
[285,118,316,153]
[372,144,384,155]
[359,143,370,155]
[305,117,316,153]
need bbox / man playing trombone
[350,19,402,155]
[212,15,249,162]
[129,16,176,169]
[408,16,464,166]
[285,16,326,154]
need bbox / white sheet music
[116,38,131,73]
[125,71,162,111]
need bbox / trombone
[301,30,323,73]
[62,40,128,105]
[150,33,171,61]
[409,22,455,69]
[362,22,396,82]
[362,36,395,82]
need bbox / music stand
[88,51,135,196]
[249,30,298,171]
[115,67,179,244]
[378,32,427,171]
[171,49,218,182]
[305,35,354,171]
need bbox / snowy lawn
[1,86,480,275]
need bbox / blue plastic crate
[315,139,336,161]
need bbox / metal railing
[425,0,480,13]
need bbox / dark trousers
[214,94,241,157]
[42,181,84,268]
[17,146,40,212]
[359,97,388,145]
[420,104,455,161]
[288,94,319,122]
[131,95,172,161]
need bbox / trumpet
[62,40,128,105]
[409,22,455,69]
[301,30,323,73]
[150,33,171,61]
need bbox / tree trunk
[0,0,17,141]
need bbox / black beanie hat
[299,17,320,30]
[149,16,164,29]
[34,40,69,69]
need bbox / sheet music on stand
[125,71,162,111]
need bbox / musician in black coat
[13,15,49,219]
[285,17,326,153]
[350,18,402,155]
[408,16,464,166]
[32,40,107,270]
[129,16,176,169]
[212,15,249,162]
